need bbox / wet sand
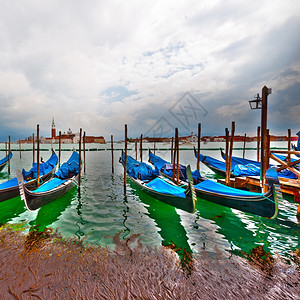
[0,225,299,299]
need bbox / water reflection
[193,196,299,256]
[29,188,77,232]
[128,181,192,257]
[0,196,25,225]
[122,195,130,239]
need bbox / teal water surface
[0,141,299,259]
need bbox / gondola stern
[16,169,33,211]
[266,167,281,219]
[185,165,197,213]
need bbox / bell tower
[51,118,56,138]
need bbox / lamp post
[249,86,272,192]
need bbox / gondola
[17,151,80,211]
[0,150,58,202]
[193,147,235,177]
[149,151,280,218]
[0,152,13,172]
[121,152,196,213]
[220,148,298,178]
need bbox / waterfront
[0,141,299,260]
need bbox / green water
[0,141,299,259]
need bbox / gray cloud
[0,0,299,141]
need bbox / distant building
[19,119,105,144]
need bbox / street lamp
[249,94,262,110]
[249,86,272,192]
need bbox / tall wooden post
[32,133,35,164]
[171,137,174,164]
[83,131,86,173]
[153,142,156,155]
[226,122,235,186]
[58,131,61,167]
[172,130,177,183]
[78,128,82,194]
[140,134,143,162]
[225,128,229,159]
[257,126,260,162]
[36,125,40,187]
[176,128,180,184]
[19,140,22,159]
[266,129,270,171]
[287,129,291,164]
[197,123,201,171]
[242,133,247,159]
[124,125,128,194]
[111,135,114,174]
[8,136,11,175]
[260,86,270,189]
[135,140,137,160]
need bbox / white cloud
[0,0,299,140]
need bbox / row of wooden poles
[3,125,87,193]
[117,123,299,194]
[120,125,185,194]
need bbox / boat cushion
[33,178,67,193]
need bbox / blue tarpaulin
[194,180,262,197]
[0,152,58,190]
[121,154,159,180]
[145,177,186,198]
[55,151,79,179]
[196,151,297,179]
[149,152,201,182]
[22,152,58,180]
[0,152,13,165]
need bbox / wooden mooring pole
[78,128,82,194]
[172,129,177,183]
[226,122,235,186]
[111,135,114,174]
[58,131,61,167]
[36,125,40,187]
[242,133,247,159]
[225,128,229,159]
[83,131,86,173]
[135,140,137,160]
[176,128,180,185]
[8,136,11,175]
[287,129,291,164]
[197,123,201,171]
[171,137,174,164]
[140,134,143,162]
[19,140,22,159]
[32,133,35,164]
[261,86,271,191]
[124,125,128,194]
[257,126,260,162]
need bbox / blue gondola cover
[55,151,79,179]
[145,177,186,198]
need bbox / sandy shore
[0,225,299,299]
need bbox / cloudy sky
[0,0,299,141]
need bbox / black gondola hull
[128,176,196,213]
[21,177,77,211]
[0,170,55,203]
[195,188,278,218]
